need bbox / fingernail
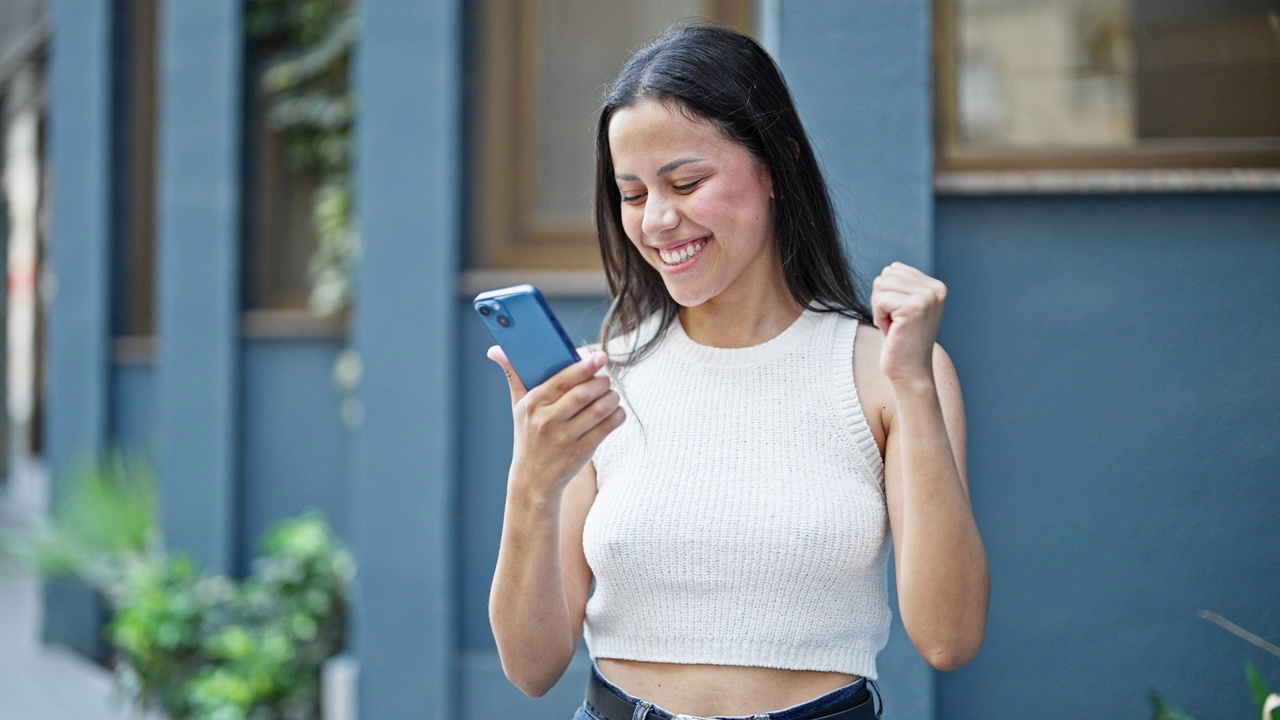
[591,352,607,368]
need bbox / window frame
[933,0,1280,174]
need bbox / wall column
[777,0,936,278]
[155,0,243,575]
[44,0,112,657]
[776,2,937,717]
[350,0,463,716]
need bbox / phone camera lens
[496,314,511,328]
[478,304,492,317]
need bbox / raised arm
[871,263,990,670]
[486,349,623,696]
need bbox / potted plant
[1,454,355,719]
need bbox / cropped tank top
[582,309,891,679]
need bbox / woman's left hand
[871,262,948,385]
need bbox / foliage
[0,453,159,605]
[1149,613,1280,720]
[1,456,355,720]
[246,0,358,318]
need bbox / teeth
[660,241,705,265]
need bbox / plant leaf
[1250,664,1277,714]
[1149,690,1196,720]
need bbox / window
[472,1,756,270]
[243,1,354,328]
[937,0,1280,171]
[112,0,158,340]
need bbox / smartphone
[474,284,581,389]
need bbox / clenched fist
[871,262,947,386]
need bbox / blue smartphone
[474,284,581,389]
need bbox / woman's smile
[655,236,709,270]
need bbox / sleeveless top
[582,309,891,679]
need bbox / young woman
[487,23,989,720]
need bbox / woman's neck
[677,283,804,348]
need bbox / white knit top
[582,309,890,679]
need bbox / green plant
[246,0,358,318]
[1149,611,1280,720]
[1,456,355,720]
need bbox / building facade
[18,0,1280,717]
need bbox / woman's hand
[871,262,948,386]
[488,347,625,500]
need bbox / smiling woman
[484,22,990,720]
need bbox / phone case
[473,285,581,389]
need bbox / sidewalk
[0,462,132,719]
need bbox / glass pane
[955,0,1280,150]
[533,0,707,227]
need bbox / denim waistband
[588,663,873,720]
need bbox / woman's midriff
[596,658,861,717]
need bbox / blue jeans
[573,663,875,720]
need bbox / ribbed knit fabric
[582,309,890,679]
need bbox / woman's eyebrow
[656,157,706,176]
[614,157,707,182]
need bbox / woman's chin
[660,282,711,308]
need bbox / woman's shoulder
[851,324,889,449]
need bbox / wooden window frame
[934,0,1280,174]
[472,0,755,271]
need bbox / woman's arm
[489,461,597,696]
[485,348,623,696]
[871,263,990,670]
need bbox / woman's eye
[674,179,702,192]
[621,192,646,204]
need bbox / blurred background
[0,0,1278,718]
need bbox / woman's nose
[641,193,679,237]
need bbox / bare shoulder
[852,323,891,452]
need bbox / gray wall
[935,193,1280,719]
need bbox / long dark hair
[594,21,871,363]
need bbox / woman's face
[608,99,779,309]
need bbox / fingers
[873,262,947,298]
[579,405,627,449]
[515,352,622,442]
[535,351,608,403]
[871,262,947,329]
[487,345,529,404]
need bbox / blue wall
[349,0,462,716]
[45,0,113,658]
[154,0,243,575]
[935,193,1280,719]
[240,340,349,569]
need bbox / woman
[487,22,989,720]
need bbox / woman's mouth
[659,238,707,266]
